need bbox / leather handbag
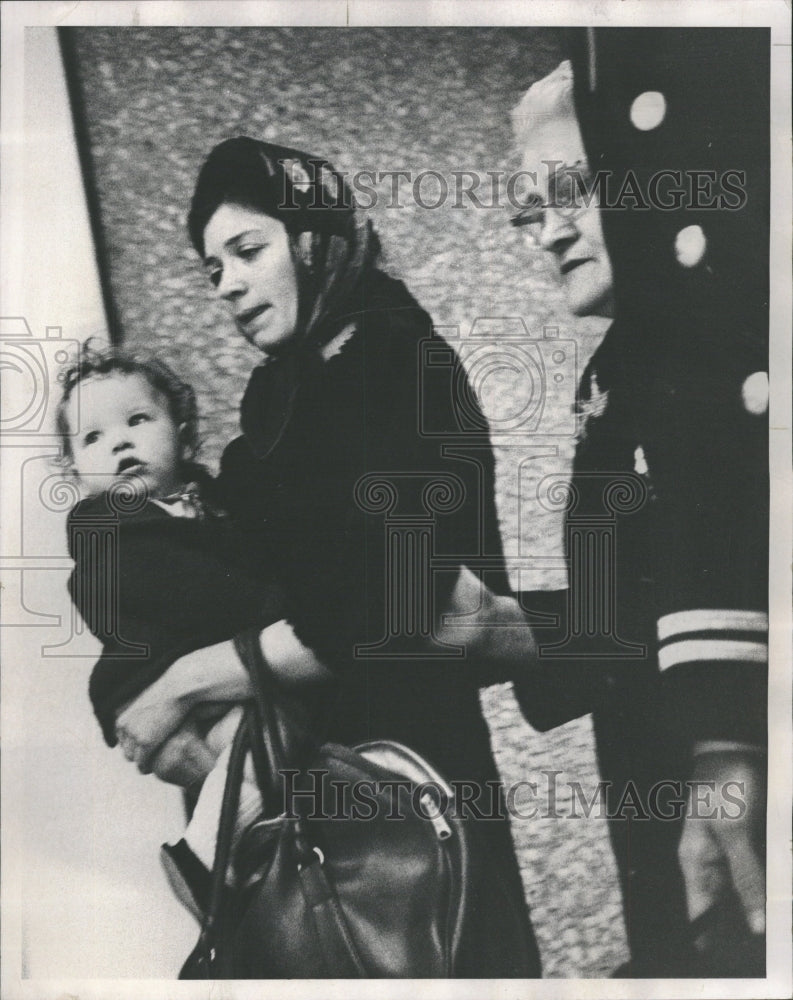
[180,628,537,979]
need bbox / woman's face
[520,164,614,319]
[546,188,613,319]
[202,203,299,354]
[516,107,614,319]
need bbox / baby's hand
[148,720,218,788]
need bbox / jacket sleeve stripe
[658,638,768,672]
[657,609,768,643]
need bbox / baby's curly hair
[55,340,200,471]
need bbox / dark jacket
[68,491,282,745]
[215,269,541,973]
[216,270,516,780]
[517,28,769,976]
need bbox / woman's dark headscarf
[188,136,380,352]
[189,137,385,459]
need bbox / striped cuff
[657,609,768,673]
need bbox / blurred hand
[678,748,766,944]
[438,567,536,666]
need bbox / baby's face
[67,372,183,499]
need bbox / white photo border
[1,2,790,999]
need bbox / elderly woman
[510,52,767,977]
[113,136,541,977]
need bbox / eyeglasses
[510,161,597,244]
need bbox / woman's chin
[247,326,298,355]
[252,338,290,360]
[567,289,614,321]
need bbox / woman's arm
[115,621,331,773]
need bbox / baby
[57,343,283,910]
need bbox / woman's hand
[203,704,245,757]
[146,720,220,787]
[115,681,195,774]
[678,745,766,940]
[115,638,253,773]
[115,628,329,775]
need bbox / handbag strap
[198,706,250,970]
[202,629,367,977]
[232,629,315,860]
[233,629,289,802]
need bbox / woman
[113,136,541,976]
[510,55,767,976]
